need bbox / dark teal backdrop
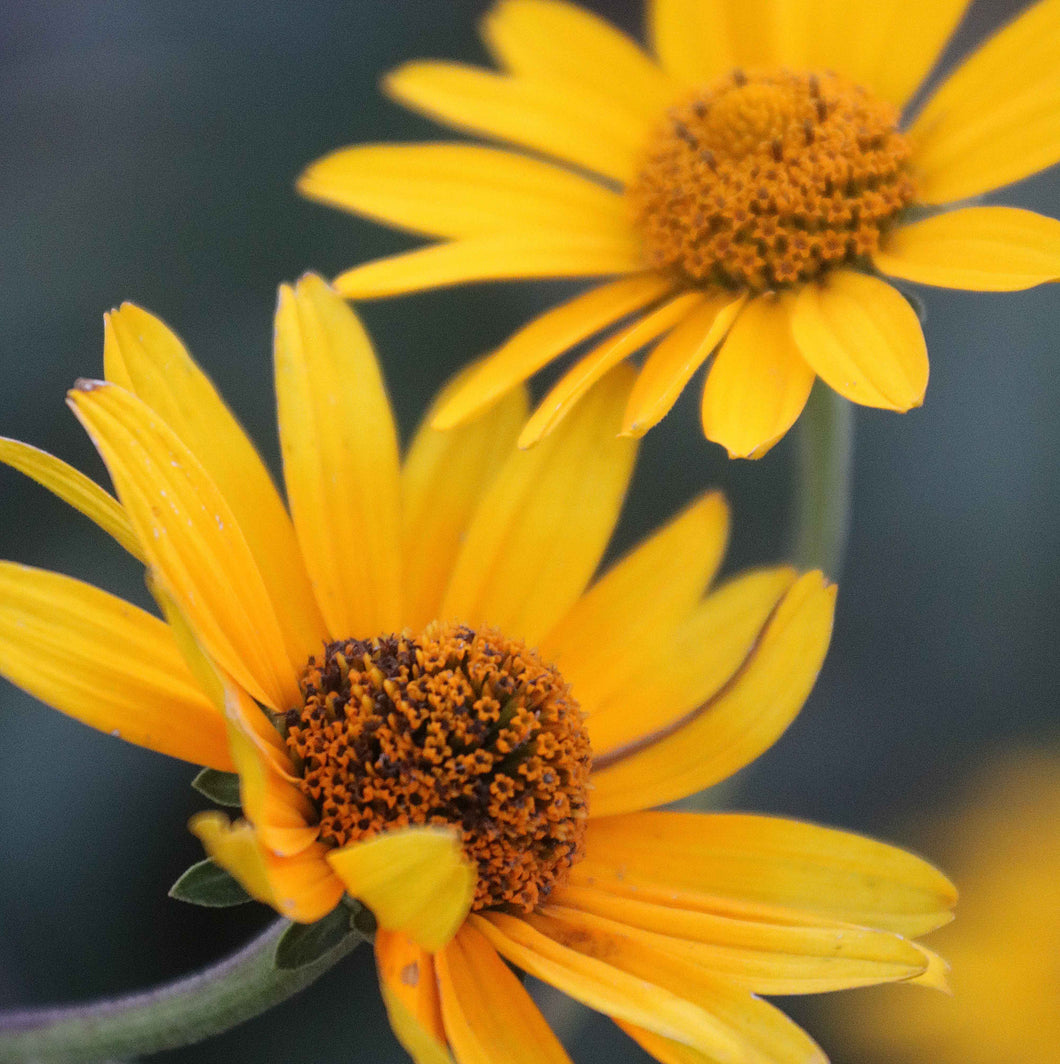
[1,2,1056,1061]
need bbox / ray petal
[376,931,453,1064]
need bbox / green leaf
[273,905,362,970]
[169,859,252,907]
[192,768,242,807]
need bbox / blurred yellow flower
[0,277,954,1062]
[301,0,1060,457]
[828,752,1060,1064]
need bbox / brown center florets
[283,622,591,912]
[628,69,917,292]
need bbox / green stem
[0,920,362,1063]
[791,382,854,579]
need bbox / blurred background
[1,1,1057,1061]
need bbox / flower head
[300,0,1060,457]
[0,276,955,1062]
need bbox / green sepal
[192,768,242,807]
[273,904,365,971]
[169,859,252,907]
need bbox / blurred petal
[791,272,928,410]
[0,437,144,561]
[701,295,815,459]
[589,572,835,815]
[275,275,403,636]
[875,207,1060,291]
[376,930,452,1064]
[435,922,574,1064]
[327,828,475,952]
[0,562,230,770]
[442,366,636,645]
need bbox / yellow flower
[300,0,1060,458]
[0,276,954,1063]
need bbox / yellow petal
[402,372,529,632]
[700,295,815,459]
[649,0,780,85]
[435,923,574,1064]
[104,305,325,667]
[274,275,403,637]
[0,561,231,770]
[432,275,672,431]
[67,381,300,711]
[221,679,320,857]
[475,912,750,1062]
[875,207,1060,291]
[376,931,452,1064]
[542,895,932,994]
[0,438,144,562]
[327,828,475,952]
[334,231,643,300]
[589,571,835,816]
[384,61,645,183]
[791,271,928,410]
[584,566,797,761]
[442,366,637,646]
[299,143,629,240]
[483,0,675,126]
[540,491,729,712]
[189,811,343,923]
[770,0,968,108]
[622,292,747,437]
[909,0,1060,201]
[519,291,704,448]
[576,811,958,937]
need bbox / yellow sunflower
[300,0,1060,458]
[0,275,954,1063]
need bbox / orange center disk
[285,622,592,911]
[629,69,917,292]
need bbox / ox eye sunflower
[0,275,955,1064]
[300,0,1060,457]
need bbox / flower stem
[0,920,363,1063]
[791,383,854,579]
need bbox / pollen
[284,622,592,912]
[628,70,917,292]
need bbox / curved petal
[700,295,815,459]
[376,931,452,1064]
[0,437,144,561]
[432,275,672,431]
[875,206,1060,291]
[474,912,749,1062]
[67,381,301,711]
[589,571,835,816]
[621,292,746,438]
[299,143,629,240]
[441,366,637,646]
[104,305,325,666]
[327,828,475,953]
[584,567,797,761]
[648,0,781,85]
[909,0,1060,201]
[189,811,344,923]
[791,272,928,411]
[518,291,704,448]
[334,231,643,300]
[574,811,958,938]
[540,491,729,712]
[384,61,646,184]
[483,0,675,126]
[275,275,403,637]
[0,561,231,770]
[435,922,574,1064]
[402,374,529,632]
[542,895,932,994]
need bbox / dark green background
[1,2,1056,1061]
